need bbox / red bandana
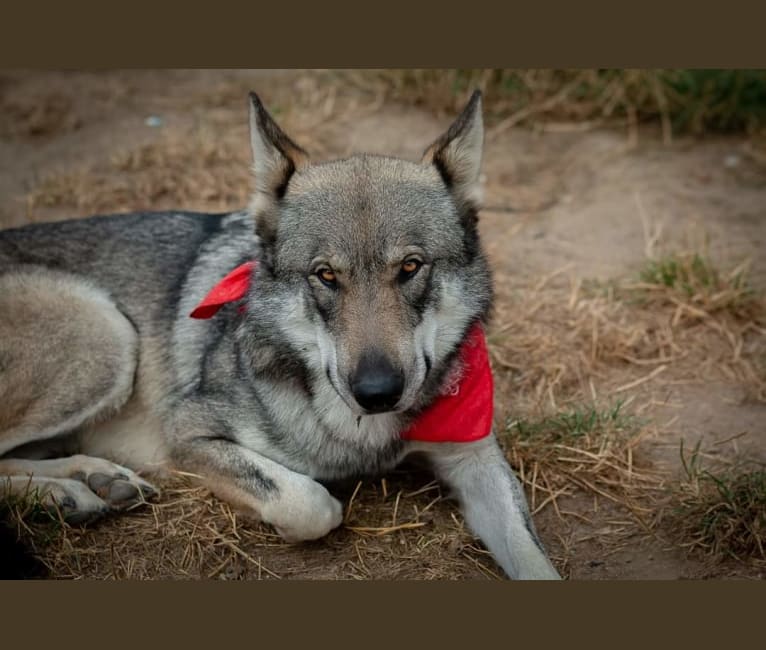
[189,261,258,319]
[190,262,493,443]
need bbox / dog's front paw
[266,477,343,543]
[34,478,111,525]
[67,455,158,511]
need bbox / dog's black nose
[351,351,404,413]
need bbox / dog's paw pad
[106,480,139,504]
[39,479,110,525]
[87,472,117,493]
[92,475,156,509]
[68,460,159,511]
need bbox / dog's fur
[0,91,560,579]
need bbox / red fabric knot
[189,261,257,319]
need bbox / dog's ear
[249,92,308,196]
[422,90,484,212]
[248,92,309,244]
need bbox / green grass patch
[579,252,761,318]
[673,440,766,562]
[640,254,723,295]
[501,401,658,513]
[634,252,757,316]
[507,400,639,444]
[364,69,766,135]
[0,491,58,578]
[0,483,65,546]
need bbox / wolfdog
[0,90,560,579]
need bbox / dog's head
[246,91,492,416]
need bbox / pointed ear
[248,92,309,247]
[422,90,484,211]
[249,91,308,197]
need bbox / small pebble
[145,115,163,128]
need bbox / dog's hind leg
[411,435,561,580]
[0,269,157,522]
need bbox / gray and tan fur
[0,91,560,579]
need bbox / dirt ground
[1,69,764,579]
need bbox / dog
[0,90,560,579]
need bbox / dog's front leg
[412,435,561,580]
[170,436,343,542]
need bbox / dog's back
[0,211,244,322]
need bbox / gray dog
[0,90,560,579]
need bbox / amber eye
[399,258,422,282]
[317,268,337,287]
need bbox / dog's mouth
[330,377,407,416]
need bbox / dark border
[2,582,764,643]
[1,3,765,646]
[2,3,766,67]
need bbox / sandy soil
[1,69,764,579]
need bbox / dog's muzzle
[350,351,404,413]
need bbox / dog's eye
[399,259,422,282]
[317,268,337,287]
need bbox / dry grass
[26,127,253,217]
[20,71,382,219]
[347,69,766,138]
[502,402,661,520]
[631,253,759,318]
[662,440,766,568]
[0,91,80,138]
[489,257,765,418]
[622,252,766,401]
[1,471,503,580]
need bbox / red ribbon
[190,262,492,443]
[189,261,258,319]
